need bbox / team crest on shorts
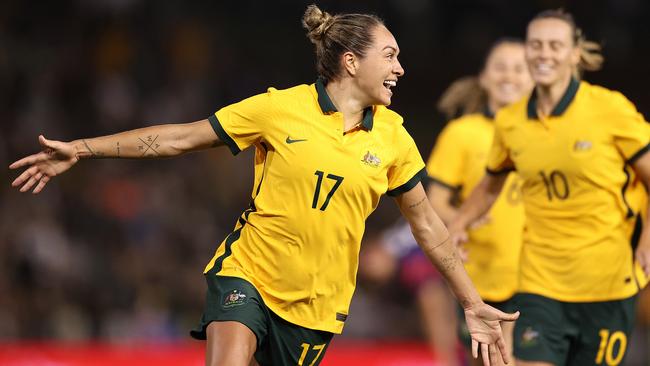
[223,289,248,308]
[520,326,540,348]
[361,150,381,167]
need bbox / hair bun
[302,4,335,43]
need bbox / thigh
[567,296,637,366]
[206,321,258,366]
[513,293,571,365]
[263,310,334,366]
[191,275,270,352]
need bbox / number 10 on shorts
[595,329,627,365]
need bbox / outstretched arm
[10,119,221,193]
[394,183,519,366]
[633,152,650,275]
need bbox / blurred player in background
[449,9,650,366]
[9,4,518,366]
[361,38,532,366]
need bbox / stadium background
[1,0,649,364]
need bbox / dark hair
[302,4,384,83]
[437,38,524,119]
[529,9,603,78]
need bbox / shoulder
[264,83,313,100]
[579,81,638,113]
[373,106,409,141]
[374,105,404,125]
[241,84,317,114]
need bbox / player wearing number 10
[449,9,650,366]
[9,4,517,366]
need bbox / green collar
[527,77,580,119]
[482,105,495,120]
[315,78,374,130]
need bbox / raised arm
[10,119,222,193]
[394,182,518,366]
[447,173,508,243]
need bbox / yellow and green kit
[488,78,650,302]
[203,79,425,333]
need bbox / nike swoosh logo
[286,136,307,144]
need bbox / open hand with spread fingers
[464,302,520,366]
[9,135,78,194]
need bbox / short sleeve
[610,93,650,164]
[486,119,515,175]
[426,123,466,189]
[386,125,427,196]
[209,89,276,155]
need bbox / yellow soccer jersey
[203,79,426,333]
[488,78,650,302]
[427,112,524,302]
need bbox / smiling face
[480,42,533,110]
[353,25,405,106]
[525,18,580,88]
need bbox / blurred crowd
[1,1,649,362]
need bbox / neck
[325,79,367,131]
[486,99,502,118]
[535,75,572,118]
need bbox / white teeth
[536,64,552,72]
[383,80,396,88]
[498,83,515,93]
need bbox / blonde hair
[302,4,383,83]
[530,9,604,79]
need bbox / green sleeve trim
[486,166,515,176]
[627,142,650,165]
[387,168,427,197]
[208,114,241,155]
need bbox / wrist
[72,139,92,159]
[460,297,484,311]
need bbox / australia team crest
[223,289,248,308]
[361,150,381,167]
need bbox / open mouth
[383,80,396,91]
[497,82,516,94]
[534,63,553,74]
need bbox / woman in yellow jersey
[431,39,532,366]
[449,9,650,366]
[9,5,518,366]
[361,38,532,366]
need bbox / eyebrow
[382,46,399,53]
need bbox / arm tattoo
[439,251,458,274]
[82,139,105,158]
[82,139,94,155]
[407,197,427,209]
[138,135,161,157]
[116,142,121,157]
